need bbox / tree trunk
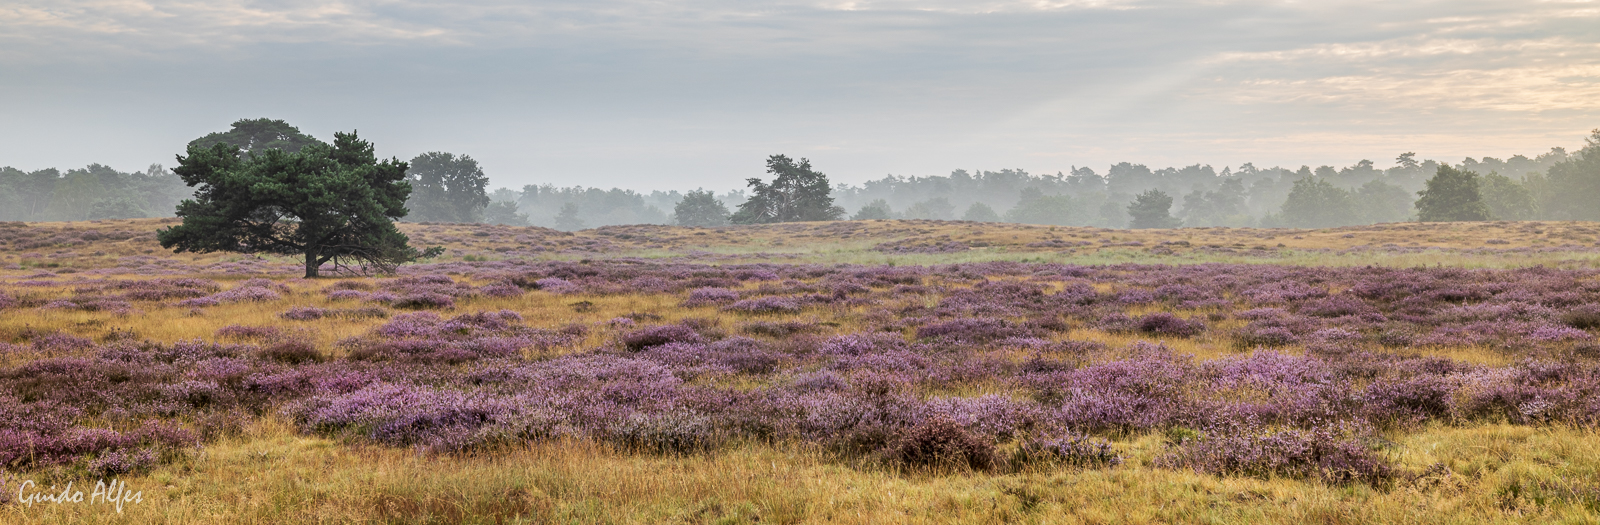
[305,250,319,278]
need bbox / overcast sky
[2,0,1597,190]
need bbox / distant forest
[4,132,1595,230]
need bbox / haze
[2,0,1597,190]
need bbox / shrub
[885,416,995,471]
[740,321,819,337]
[393,293,455,310]
[215,325,282,340]
[1012,433,1123,468]
[1160,422,1394,486]
[622,325,705,351]
[724,296,803,314]
[1561,306,1600,330]
[682,287,740,307]
[604,412,722,455]
[280,306,329,321]
[915,318,1029,344]
[1135,313,1205,337]
[259,340,323,364]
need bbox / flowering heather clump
[916,318,1032,344]
[1013,433,1124,468]
[212,286,282,303]
[87,448,157,477]
[393,292,455,310]
[740,320,820,337]
[30,332,96,353]
[682,287,740,307]
[604,411,724,455]
[1300,295,1376,318]
[723,296,804,314]
[885,416,995,470]
[325,289,366,301]
[1134,313,1205,337]
[258,340,323,364]
[623,325,705,351]
[42,297,135,315]
[532,277,581,294]
[1236,326,1298,348]
[215,324,282,340]
[280,306,329,321]
[1161,421,1394,486]
[1561,305,1600,330]
[819,332,908,355]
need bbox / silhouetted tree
[405,152,490,223]
[1127,189,1181,229]
[1416,165,1490,222]
[674,190,731,226]
[731,155,844,224]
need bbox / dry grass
[5,418,1598,524]
[4,218,1600,274]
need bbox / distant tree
[1415,165,1491,222]
[89,196,148,220]
[1179,179,1248,226]
[481,201,529,226]
[1478,173,1536,221]
[405,152,490,223]
[1097,198,1129,228]
[0,168,22,221]
[904,197,956,220]
[518,185,669,229]
[851,199,894,220]
[961,202,1001,222]
[1278,177,1357,228]
[730,155,844,224]
[1353,179,1413,224]
[554,202,586,231]
[1006,188,1081,225]
[1127,189,1181,229]
[1536,129,1600,220]
[158,128,432,278]
[1395,152,1420,171]
[674,190,731,226]
[488,187,521,206]
[48,170,105,221]
[189,118,323,155]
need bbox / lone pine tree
[158,123,437,278]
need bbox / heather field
[4,219,1600,523]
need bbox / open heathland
[1,218,1599,523]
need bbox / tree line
[5,119,1598,232]
[428,130,1600,230]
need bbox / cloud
[1,0,1596,188]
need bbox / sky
[2,0,1597,191]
